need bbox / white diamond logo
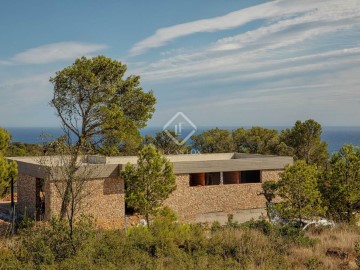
[163,112,197,146]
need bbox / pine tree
[0,128,18,197]
[276,160,324,223]
[121,145,176,227]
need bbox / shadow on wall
[103,178,123,195]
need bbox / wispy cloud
[129,0,360,83]
[129,0,360,56]
[129,0,282,56]
[128,0,360,126]
[0,72,55,126]
[7,42,108,65]
[152,66,360,127]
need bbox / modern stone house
[8,153,292,227]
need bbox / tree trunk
[59,142,82,220]
[265,202,272,222]
[146,213,150,228]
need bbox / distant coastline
[5,126,360,154]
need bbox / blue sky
[1,0,360,128]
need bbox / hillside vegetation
[0,214,360,270]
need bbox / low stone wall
[195,208,267,225]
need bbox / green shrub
[225,214,240,229]
[210,220,222,232]
[305,256,322,270]
[208,227,287,269]
[355,241,360,269]
[276,225,317,247]
[242,219,272,235]
[15,216,96,267]
[16,212,34,231]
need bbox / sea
[5,126,360,154]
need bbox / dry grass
[287,225,360,270]
[0,220,10,237]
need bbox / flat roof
[8,153,278,165]
[8,153,293,179]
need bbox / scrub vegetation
[0,214,360,270]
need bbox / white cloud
[152,66,360,127]
[129,0,284,56]
[9,42,108,64]
[0,72,56,126]
[133,0,360,127]
[129,0,360,56]
[127,0,360,84]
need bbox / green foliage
[0,216,343,270]
[232,126,283,155]
[304,256,322,270]
[276,160,325,222]
[6,142,43,157]
[276,224,317,247]
[208,227,288,269]
[0,128,18,197]
[259,181,279,221]
[121,145,176,226]
[242,219,317,248]
[242,219,273,235]
[144,130,189,154]
[211,220,222,232]
[280,119,328,166]
[15,216,95,268]
[320,144,360,223]
[0,128,11,153]
[191,128,233,153]
[225,214,241,229]
[50,55,156,156]
[16,212,35,231]
[190,120,326,165]
[355,241,360,269]
[155,206,178,222]
[260,180,278,204]
[48,55,156,226]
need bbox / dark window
[205,172,220,185]
[189,173,221,186]
[35,178,45,221]
[189,173,205,186]
[223,171,240,185]
[241,170,261,183]
[125,202,135,215]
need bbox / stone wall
[47,177,125,229]
[17,169,282,227]
[164,169,283,222]
[261,169,283,182]
[17,173,37,218]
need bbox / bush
[304,256,322,270]
[210,220,222,232]
[276,225,317,247]
[225,214,241,229]
[355,241,360,269]
[3,215,354,269]
[242,219,272,235]
[208,227,287,269]
[14,216,95,268]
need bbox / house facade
[9,153,292,227]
